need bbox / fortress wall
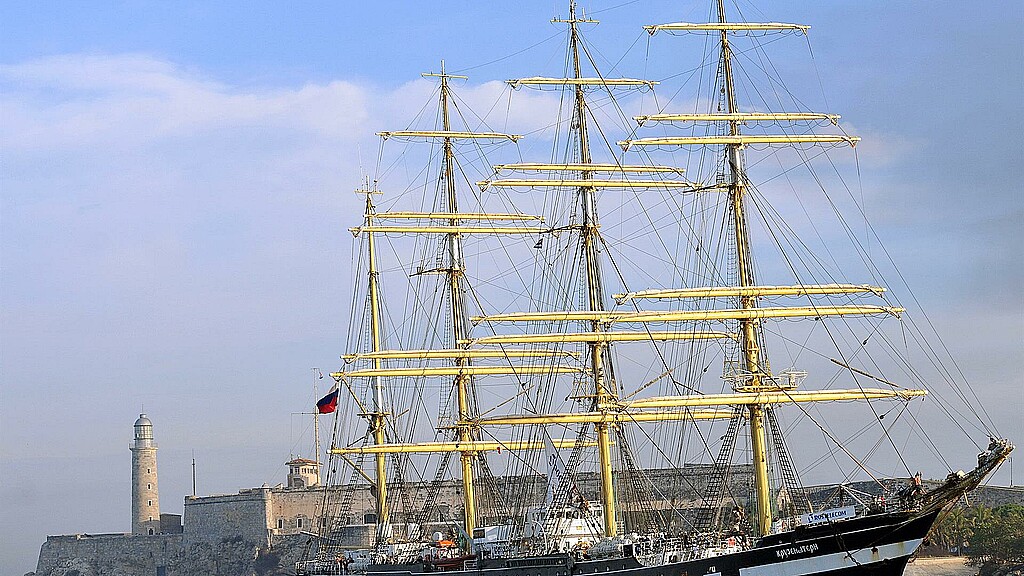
[34,532,312,576]
[250,466,756,535]
[340,485,376,522]
[965,485,1024,508]
[268,488,332,535]
[36,533,182,576]
[182,489,272,546]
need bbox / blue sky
[2,1,1022,573]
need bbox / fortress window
[297,517,304,529]
[148,500,152,506]
[147,483,151,489]
[148,528,154,535]
[277,518,284,530]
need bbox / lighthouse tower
[131,414,160,535]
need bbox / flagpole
[313,368,321,472]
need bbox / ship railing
[769,495,918,536]
[809,481,920,518]
[294,559,344,575]
[632,536,697,566]
[476,542,518,559]
[700,540,746,559]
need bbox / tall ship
[298,2,1012,575]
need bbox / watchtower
[286,458,320,488]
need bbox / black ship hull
[366,509,937,576]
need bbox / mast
[483,2,668,538]
[363,185,391,542]
[717,0,772,536]
[434,62,479,535]
[561,0,619,537]
[334,69,522,542]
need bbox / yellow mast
[614,11,865,533]
[716,0,772,536]
[432,62,479,536]
[555,0,619,537]
[360,186,391,542]
[353,67,519,541]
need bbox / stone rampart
[183,488,272,547]
[36,533,181,576]
[34,533,311,576]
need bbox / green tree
[967,504,1024,568]
[932,506,973,552]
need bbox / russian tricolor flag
[316,387,339,414]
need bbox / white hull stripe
[738,538,923,576]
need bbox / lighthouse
[131,414,160,535]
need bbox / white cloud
[836,120,924,167]
[0,52,568,468]
[1,54,370,153]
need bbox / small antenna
[191,450,197,496]
[356,142,365,183]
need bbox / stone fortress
[34,414,519,575]
[33,415,349,576]
[31,415,1024,576]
